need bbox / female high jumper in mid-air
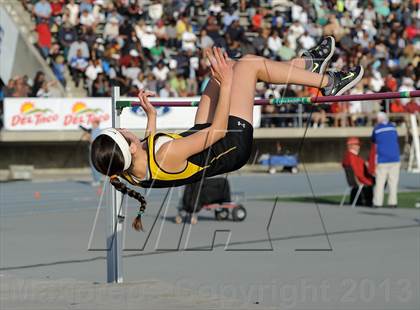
[91,36,363,230]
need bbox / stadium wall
[0,128,407,170]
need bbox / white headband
[99,128,132,171]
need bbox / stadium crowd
[1,0,419,129]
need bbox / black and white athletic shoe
[322,66,364,96]
[302,36,336,74]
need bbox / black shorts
[180,115,254,176]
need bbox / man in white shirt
[152,61,170,82]
[288,21,305,50]
[66,0,79,26]
[80,9,96,30]
[148,2,163,21]
[267,31,282,56]
[122,59,141,81]
[104,17,119,41]
[299,32,316,50]
[182,29,197,52]
[85,59,103,95]
[140,26,156,50]
[399,78,415,105]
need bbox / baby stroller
[177,177,247,224]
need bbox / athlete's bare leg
[228,54,329,124]
[194,55,329,125]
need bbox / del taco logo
[11,102,59,127]
[64,101,109,126]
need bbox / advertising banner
[4,98,111,130]
[4,98,261,130]
[121,105,261,129]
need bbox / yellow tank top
[120,133,206,187]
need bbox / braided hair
[110,176,147,231]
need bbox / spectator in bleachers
[92,73,110,97]
[122,58,141,82]
[225,19,246,44]
[52,55,66,87]
[298,32,316,50]
[70,49,89,88]
[140,26,157,51]
[278,38,295,61]
[68,38,89,64]
[103,16,119,42]
[85,59,103,95]
[181,25,197,52]
[65,0,79,26]
[209,0,223,16]
[13,76,31,98]
[267,30,282,57]
[223,7,238,30]
[3,79,16,98]
[148,1,163,21]
[159,82,177,98]
[50,0,63,19]
[36,80,56,97]
[79,0,92,14]
[58,21,77,58]
[145,71,158,94]
[198,29,214,50]
[36,21,52,58]
[31,71,46,97]
[399,77,416,106]
[33,0,52,24]
[79,9,96,33]
[348,85,364,127]
[152,61,170,88]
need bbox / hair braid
[110,176,147,231]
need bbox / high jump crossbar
[107,87,420,284]
[115,90,420,110]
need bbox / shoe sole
[335,66,364,96]
[319,36,336,74]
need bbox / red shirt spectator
[36,23,51,49]
[405,100,420,113]
[252,10,263,30]
[119,51,141,68]
[405,24,418,41]
[51,0,64,16]
[385,75,398,92]
[390,99,405,113]
[342,137,374,186]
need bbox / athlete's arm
[162,47,233,162]
[138,90,156,138]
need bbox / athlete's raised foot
[302,36,336,74]
[322,66,364,96]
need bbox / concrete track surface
[1,172,419,309]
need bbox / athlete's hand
[138,89,156,117]
[206,47,233,86]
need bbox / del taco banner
[4,98,261,130]
[4,98,112,130]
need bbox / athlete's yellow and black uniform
[121,116,253,188]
